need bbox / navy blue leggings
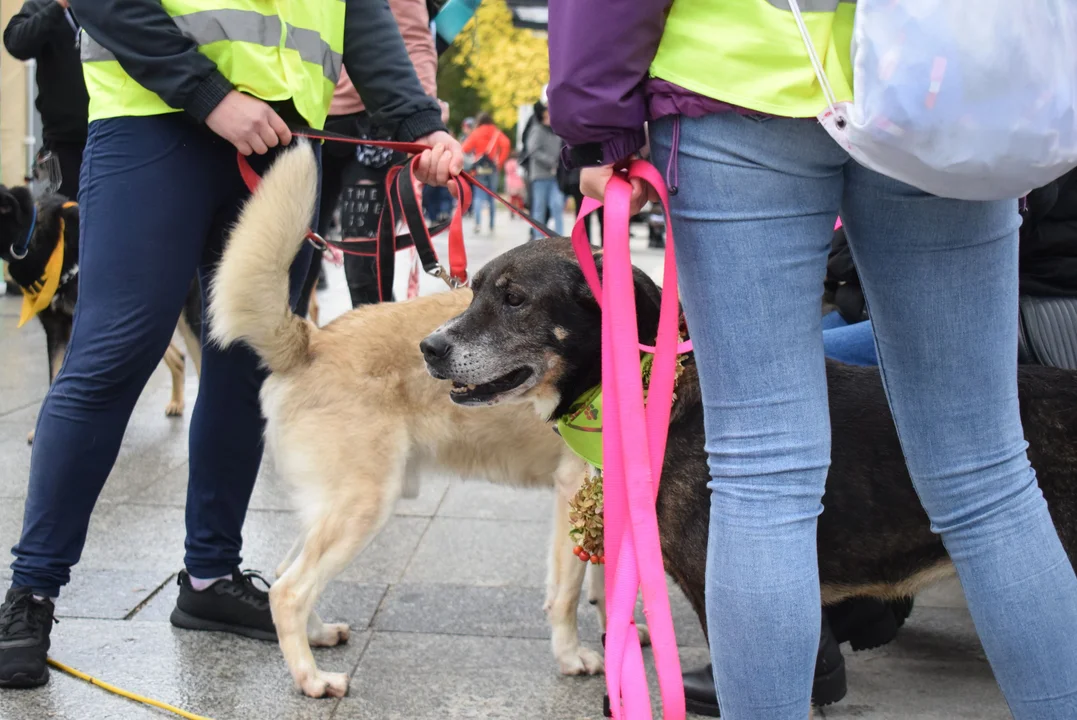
[10,115,316,596]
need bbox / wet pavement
[0,211,1008,718]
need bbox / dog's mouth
[449,367,534,405]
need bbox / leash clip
[305,232,329,253]
[427,264,465,289]
[9,242,28,261]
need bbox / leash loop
[571,161,686,720]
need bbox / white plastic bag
[790,0,1077,201]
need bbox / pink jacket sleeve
[330,0,438,116]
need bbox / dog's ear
[579,254,664,346]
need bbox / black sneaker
[169,569,276,641]
[680,613,847,717]
[0,588,55,689]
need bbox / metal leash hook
[427,264,467,289]
[305,231,329,253]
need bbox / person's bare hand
[414,131,463,186]
[205,91,292,156]
[55,0,69,8]
[581,165,659,215]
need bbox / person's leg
[547,182,565,236]
[843,168,1077,719]
[650,113,846,719]
[820,309,848,331]
[183,146,318,581]
[531,179,551,240]
[821,319,878,366]
[9,116,226,597]
[49,141,84,202]
[339,162,392,307]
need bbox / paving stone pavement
[0,211,1009,719]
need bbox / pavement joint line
[124,572,178,620]
[395,515,434,583]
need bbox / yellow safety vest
[80,0,344,129]
[650,0,856,118]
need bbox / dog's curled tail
[209,142,317,374]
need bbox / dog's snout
[420,333,453,362]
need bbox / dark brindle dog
[422,238,1077,638]
[1,184,203,442]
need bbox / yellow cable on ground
[47,658,215,720]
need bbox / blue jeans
[650,113,1077,719]
[529,177,564,238]
[821,313,878,366]
[10,115,316,596]
[472,170,498,230]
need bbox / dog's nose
[420,334,453,362]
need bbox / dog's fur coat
[209,144,609,699]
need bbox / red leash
[236,127,557,301]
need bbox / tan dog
[209,143,613,699]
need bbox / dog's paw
[299,670,350,698]
[636,623,651,647]
[558,646,604,676]
[26,429,34,445]
[165,401,184,417]
[309,622,350,648]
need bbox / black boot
[682,613,847,716]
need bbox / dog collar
[556,355,658,470]
[9,204,37,260]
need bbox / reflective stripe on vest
[81,2,343,129]
[650,0,856,118]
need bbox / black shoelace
[212,570,271,611]
[0,594,54,640]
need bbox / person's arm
[68,0,232,121]
[547,0,672,168]
[342,0,443,142]
[388,0,438,99]
[495,133,511,169]
[529,129,559,173]
[461,128,482,156]
[3,0,66,61]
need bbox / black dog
[422,237,1077,645]
[1,184,203,441]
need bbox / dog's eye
[505,291,525,307]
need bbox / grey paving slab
[372,582,708,651]
[394,473,451,517]
[133,576,388,634]
[0,301,50,417]
[914,576,966,609]
[0,568,172,620]
[339,631,714,720]
[402,517,550,588]
[437,481,555,522]
[0,618,365,720]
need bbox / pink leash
[571,160,691,720]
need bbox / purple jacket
[548,0,738,169]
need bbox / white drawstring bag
[789,0,1077,201]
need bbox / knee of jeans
[49,324,174,408]
[705,434,830,523]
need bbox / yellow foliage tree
[450,1,549,129]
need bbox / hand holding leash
[581,165,659,216]
[206,92,293,156]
